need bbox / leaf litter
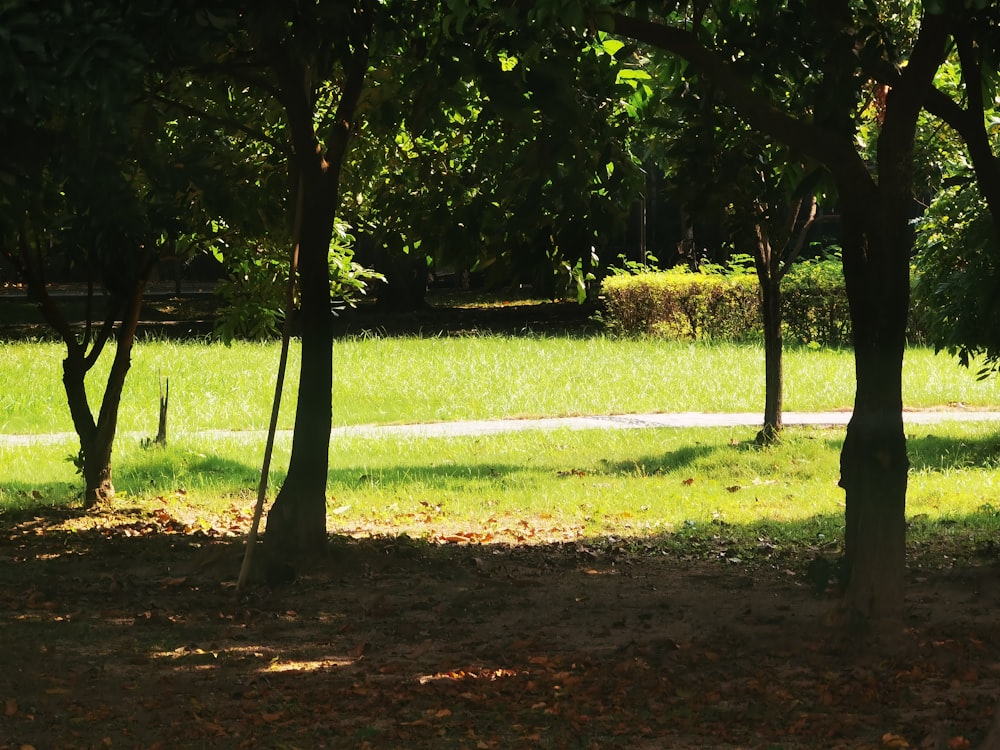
[0,501,997,749]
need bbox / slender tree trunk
[264,173,337,557]
[63,263,153,508]
[263,15,371,563]
[758,276,783,444]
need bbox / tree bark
[837,207,910,623]
[264,171,337,557]
[263,14,371,561]
[67,261,153,508]
[20,226,154,509]
[758,276,783,444]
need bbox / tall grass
[2,336,999,435]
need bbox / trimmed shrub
[782,258,851,346]
[601,257,848,345]
[601,256,930,346]
[601,269,761,341]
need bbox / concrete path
[5,409,1000,445]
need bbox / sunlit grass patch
[3,337,1000,435]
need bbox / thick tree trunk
[837,207,911,624]
[758,277,783,444]
[264,176,337,558]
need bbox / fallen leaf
[881,733,909,748]
[5,698,16,716]
[682,477,695,486]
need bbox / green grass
[5,421,1000,554]
[4,334,1000,555]
[2,337,999,435]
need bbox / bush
[601,257,853,345]
[601,268,760,341]
[602,255,932,346]
[782,257,851,346]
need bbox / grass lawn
[5,421,1000,556]
[2,337,1000,435]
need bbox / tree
[0,2,213,507]
[341,19,644,307]
[603,2,947,624]
[912,3,1000,371]
[249,3,375,559]
[644,73,833,442]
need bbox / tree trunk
[263,20,370,563]
[837,205,910,624]
[264,174,337,558]
[758,275,783,444]
[67,265,152,508]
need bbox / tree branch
[325,2,373,170]
[151,93,287,154]
[609,12,866,186]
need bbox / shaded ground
[1,506,998,749]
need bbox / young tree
[647,79,831,442]
[0,2,209,507]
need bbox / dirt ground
[1,506,999,750]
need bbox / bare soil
[1,506,998,749]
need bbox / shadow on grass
[0,481,81,516]
[116,450,270,492]
[597,444,718,476]
[907,429,1000,471]
[1,495,999,747]
[329,462,542,490]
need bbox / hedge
[600,270,761,340]
[601,259,930,346]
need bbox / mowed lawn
[2,336,1000,549]
[2,337,999,435]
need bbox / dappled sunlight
[2,503,998,747]
[263,657,359,672]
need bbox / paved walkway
[5,410,1000,445]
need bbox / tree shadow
[597,444,718,476]
[116,450,272,491]
[328,461,541,490]
[1,500,998,747]
[907,428,1000,471]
